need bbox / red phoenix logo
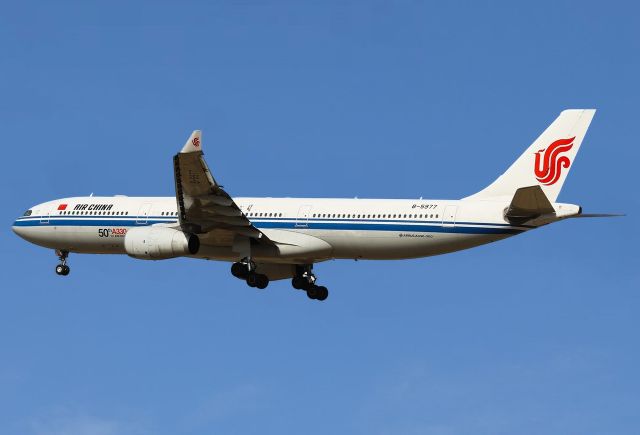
[192,137,200,148]
[534,137,575,186]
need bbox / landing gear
[306,285,328,301]
[231,259,269,289]
[246,272,269,289]
[292,276,309,290]
[292,265,328,301]
[230,261,327,299]
[231,262,249,279]
[55,250,70,276]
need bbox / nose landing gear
[55,250,70,276]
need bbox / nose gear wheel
[54,250,70,276]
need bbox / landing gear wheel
[246,273,258,288]
[231,262,249,279]
[55,250,70,276]
[292,276,308,290]
[55,264,70,276]
[306,285,328,301]
[315,286,328,301]
[306,285,319,300]
[247,273,269,289]
[255,274,269,289]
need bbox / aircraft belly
[314,229,511,260]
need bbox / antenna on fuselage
[89,192,94,197]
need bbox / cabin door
[442,205,458,228]
[295,205,312,228]
[136,203,152,225]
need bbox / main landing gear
[230,261,329,301]
[231,259,269,289]
[55,250,70,276]
[292,265,328,301]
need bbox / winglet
[181,130,202,153]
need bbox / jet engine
[124,227,200,260]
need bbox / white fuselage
[12,195,533,263]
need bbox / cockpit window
[23,209,32,216]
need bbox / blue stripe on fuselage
[12,216,525,235]
[12,218,177,227]
[253,220,523,234]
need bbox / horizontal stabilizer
[504,185,554,223]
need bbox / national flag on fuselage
[57,204,68,210]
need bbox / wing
[173,130,273,246]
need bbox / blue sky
[1,1,638,434]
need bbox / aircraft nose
[12,221,28,239]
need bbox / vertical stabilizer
[465,109,596,202]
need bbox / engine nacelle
[124,227,200,260]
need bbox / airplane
[12,109,617,301]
